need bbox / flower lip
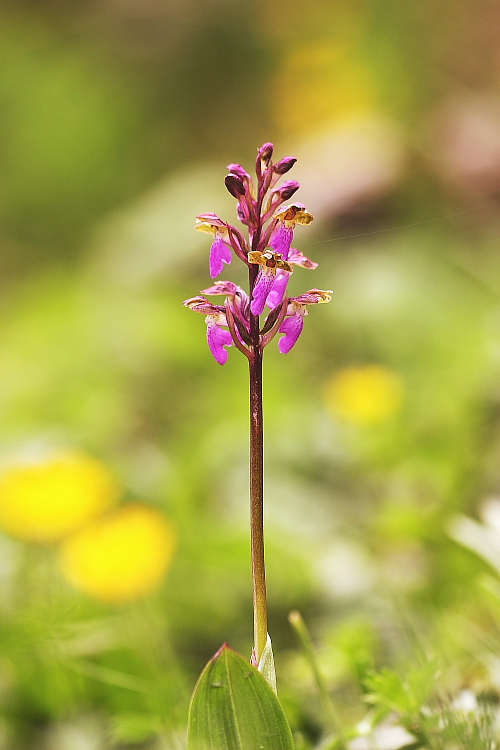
[206,316,233,365]
[250,271,277,316]
[209,235,232,278]
[278,313,304,354]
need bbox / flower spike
[186,145,330,365]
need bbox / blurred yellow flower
[272,42,377,134]
[59,504,176,603]
[324,365,403,425]
[0,451,119,543]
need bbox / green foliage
[187,645,294,750]
[364,661,438,718]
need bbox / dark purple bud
[227,163,250,180]
[225,173,245,198]
[279,180,300,200]
[274,156,297,175]
[257,142,274,163]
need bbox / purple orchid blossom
[184,144,331,364]
[270,203,314,260]
[195,213,249,279]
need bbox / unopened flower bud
[227,163,250,180]
[278,180,300,200]
[257,142,274,163]
[225,173,246,198]
[273,156,297,175]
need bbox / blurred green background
[2,0,500,747]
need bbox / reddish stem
[248,198,268,661]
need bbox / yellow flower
[271,42,377,134]
[0,451,119,543]
[324,365,403,425]
[58,504,176,603]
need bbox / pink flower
[183,297,233,365]
[271,203,314,260]
[195,215,233,279]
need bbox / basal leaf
[187,643,294,750]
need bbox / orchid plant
[184,144,332,750]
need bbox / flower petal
[183,296,223,315]
[266,271,291,310]
[209,236,232,278]
[287,249,318,269]
[196,213,226,226]
[250,271,275,316]
[207,321,233,365]
[278,314,304,354]
[201,281,245,298]
[290,289,333,305]
[226,163,251,181]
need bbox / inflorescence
[184,143,332,364]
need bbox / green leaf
[187,643,294,750]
